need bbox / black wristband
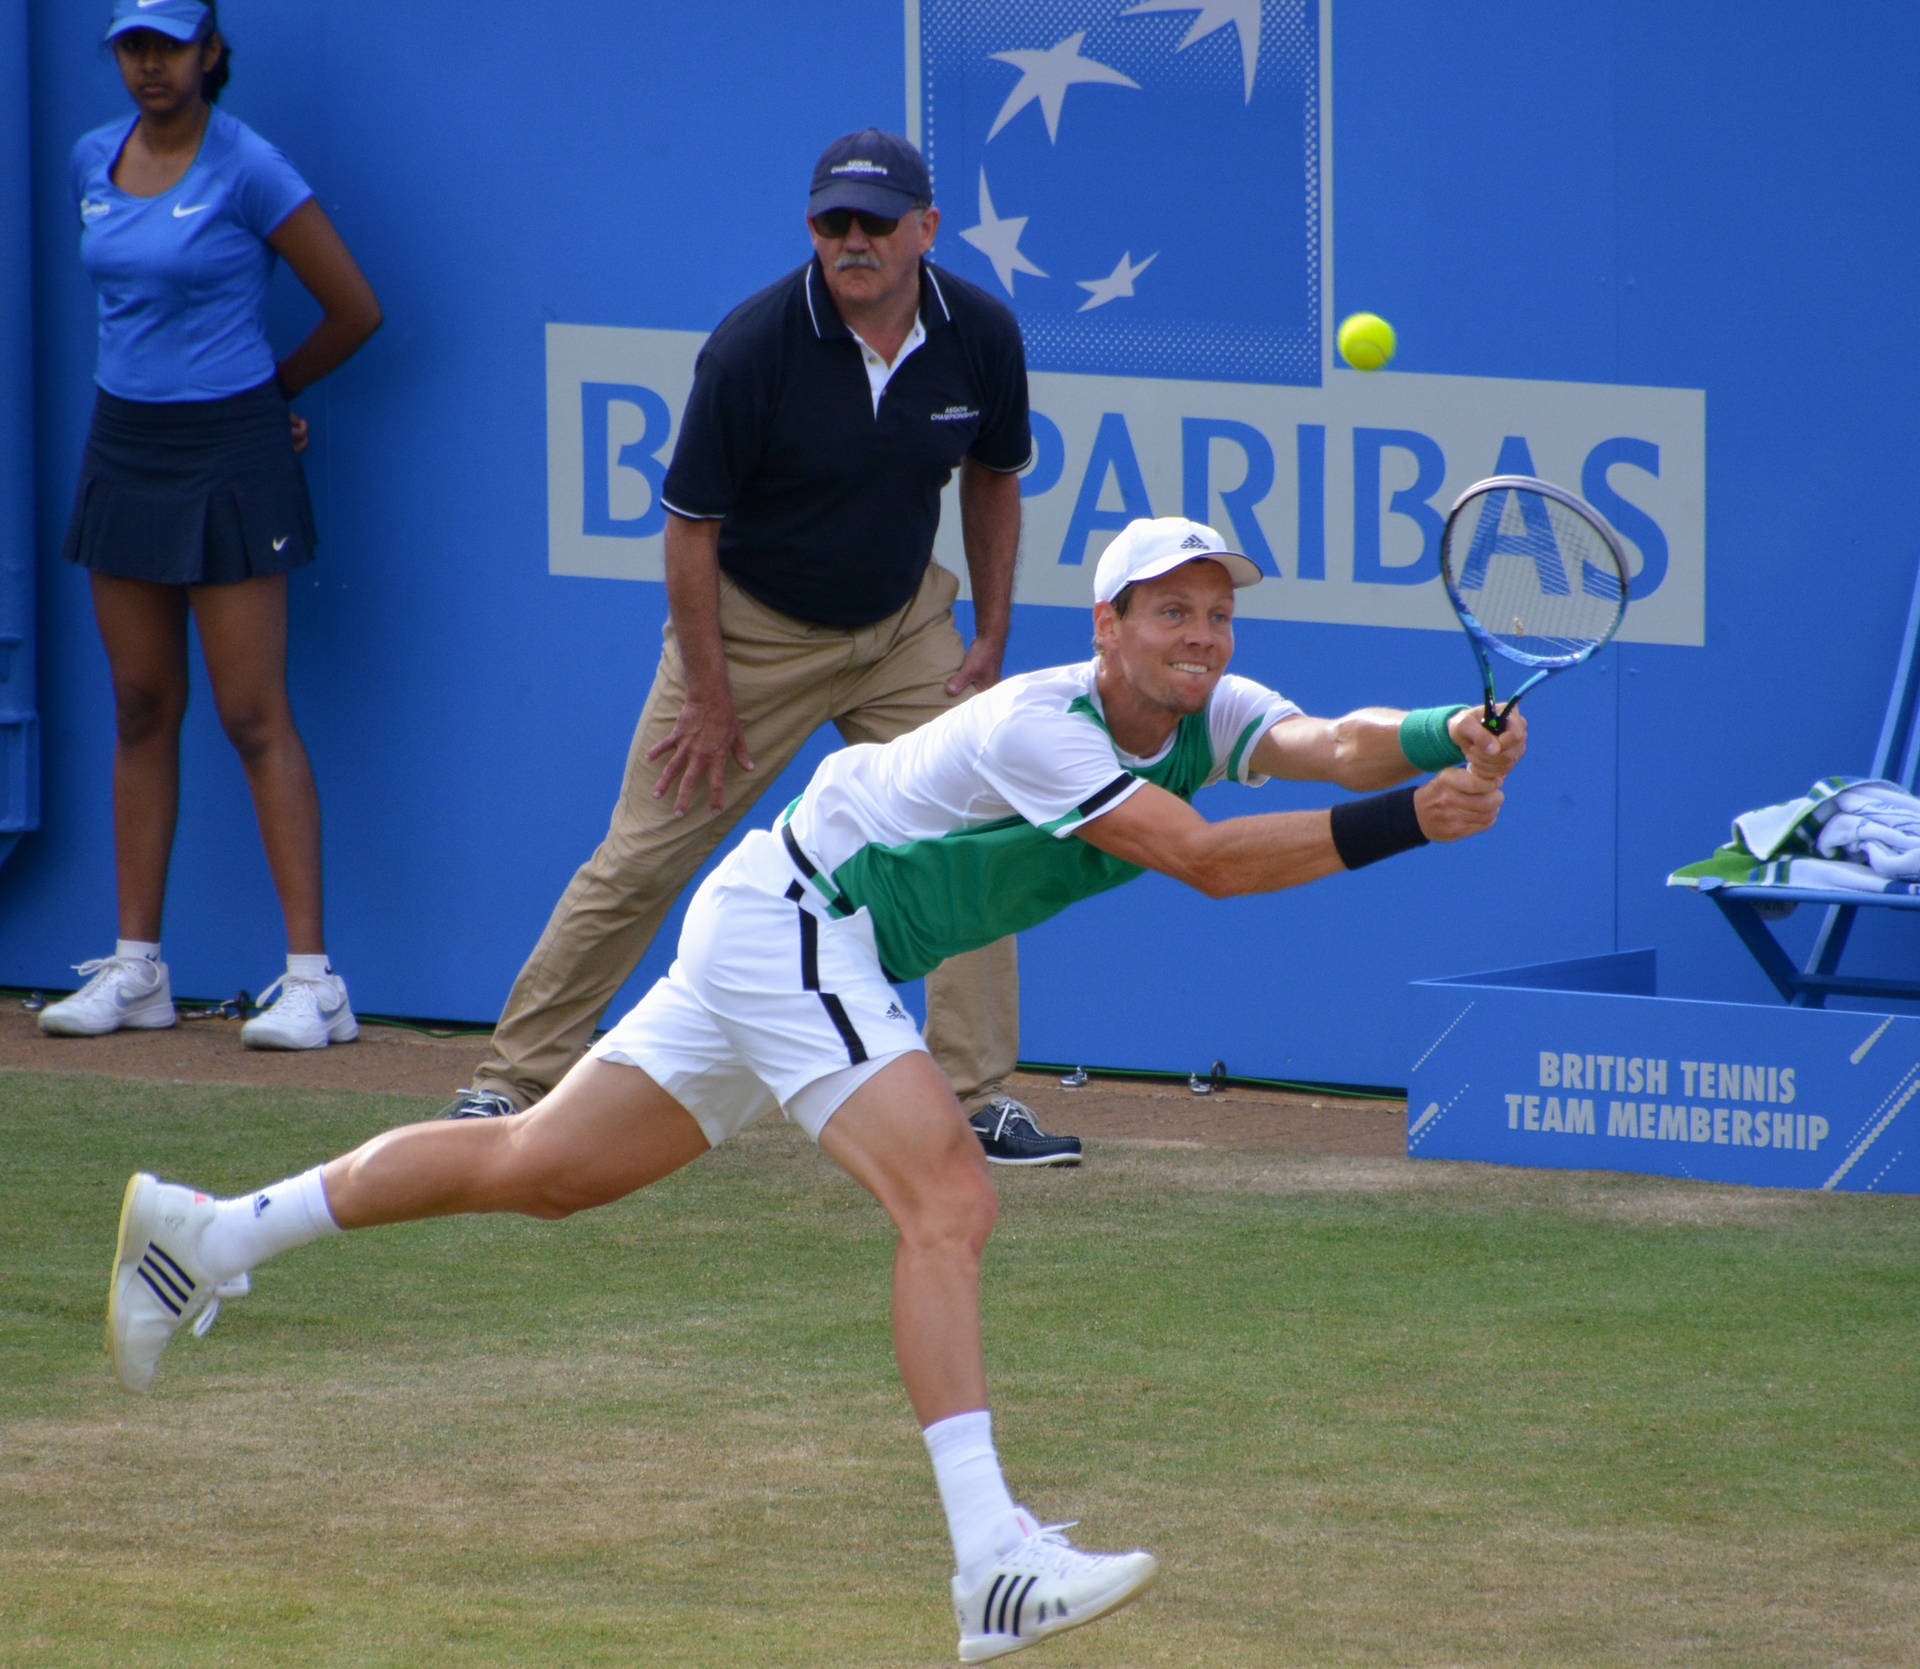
[1329,785,1430,870]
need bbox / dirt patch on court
[0,996,1408,1155]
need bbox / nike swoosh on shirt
[272,537,289,551]
[172,202,212,218]
[138,1,170,9]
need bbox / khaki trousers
[471,561,1019,1112]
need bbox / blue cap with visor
[807,130,932,218]
[106,0,210,43]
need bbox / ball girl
[42,0,382,1048]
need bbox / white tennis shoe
[953,1521,1158,1661]
[37,954,176,1036]
[241,970,357,1050]
[107,1173,219,1391]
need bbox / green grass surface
[2,1070,1916,1666]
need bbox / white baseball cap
[1092,517,1264,604]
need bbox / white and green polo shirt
[781,660,1299,980]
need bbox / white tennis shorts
[588,828,926,1144]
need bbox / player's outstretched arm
[1253,705,1526,789]
[1075,765,1508,898]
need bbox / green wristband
[1399,705,1469,771]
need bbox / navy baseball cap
[808,130,933,217]
[107,0,211,42]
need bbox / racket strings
[1444,489,1626,664]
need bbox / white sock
[924,1410,1031,1584]
[198,1166,341,1282]
[116,939,162,964]
[287,953,332,980]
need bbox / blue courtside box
[1407,952,1920,1194]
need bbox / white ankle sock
[924,1410,1030,1584]
[198,1166,340,1282]
[116,939,161,964]
[287,953,332,980]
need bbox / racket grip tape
[1329,785,1430,870]
[1399,705,1469,771]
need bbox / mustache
[833,253,884,272]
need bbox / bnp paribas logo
[920,0,1319,387]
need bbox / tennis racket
[1439,474,1630,735]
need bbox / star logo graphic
[1123,0,1264,102]
[1076,249,1159,312]
[987,31,1140,142]
[921,0,1321,386]
[960,169,1049,294]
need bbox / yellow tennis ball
[1337,312,1396,370]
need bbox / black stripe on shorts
[791,889,868,1066]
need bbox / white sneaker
[37,955,176,1036]
[106,1173,218,1391]
[241,970,357,1050]
[953,1522,1158,1662]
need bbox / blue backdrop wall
[1,0,37,873]
[6,0,1918,1087]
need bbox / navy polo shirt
[660,259,1031,628]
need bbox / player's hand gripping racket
[1439,475,1630,735]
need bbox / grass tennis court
[3,1071,1916,1666]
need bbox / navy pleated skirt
[60,380,318,585]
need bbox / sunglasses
[811,208,903,239]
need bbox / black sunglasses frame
[810,208,905,239]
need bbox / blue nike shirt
[72,107,313,401]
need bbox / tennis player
[107,516,1523,1661]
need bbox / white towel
[1813,781,1920,878]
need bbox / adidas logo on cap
[1092,516,1263,604]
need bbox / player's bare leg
[817,1049,996,1422]
[106,1058,708,1392]
[323,1058,710,1227]
[818,1052,1157,1660]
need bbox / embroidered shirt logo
[930,404,981,422]
[885,1001,910,1021]
[81,198,111,223]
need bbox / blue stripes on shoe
[982,1573,1039,1640]
[137,1242,195,1316]
[1009,1574,1037,1636]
